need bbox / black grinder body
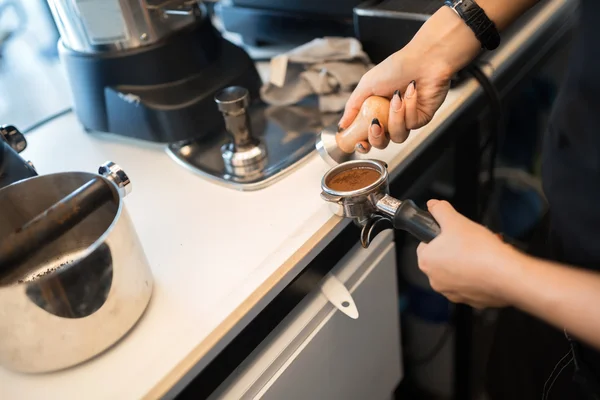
[59,15,263,143]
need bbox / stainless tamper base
[315,125,361,166]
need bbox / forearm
[501,251,600,350]
[407,0,541,75]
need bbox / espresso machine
[47,0,262,143]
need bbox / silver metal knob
[98,161,132,197]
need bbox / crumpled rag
[260,37,374,113]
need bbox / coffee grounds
[328,167,381,192]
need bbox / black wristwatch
[444,0,501,51]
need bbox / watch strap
[444,0,500,51]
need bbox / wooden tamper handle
[336,96,391,153]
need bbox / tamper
[215,86,267,175]
[167,85,319,191]
[316,96,391,166]
[320,159,441,248]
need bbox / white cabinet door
[210,231,403,400]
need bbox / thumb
[427,199,459,227]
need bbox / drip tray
[167,101,340,191]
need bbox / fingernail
[405,81,416,99]
[391,90,402,112]
[337,124,344,133]
[371,118,382,137]
[427,199,439,208]
[356,142,367,153]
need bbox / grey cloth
[260,37,374,113]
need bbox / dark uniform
[486,0,600,398]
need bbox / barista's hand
[339,48,453,152]
[416,199,518,309]
[338,5,485,152]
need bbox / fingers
[426,199,458,227]
[339,78,372,130]
[387,90,410,143]
[404,80,419,130]
[368,118,390,149]
[416,241,426,260]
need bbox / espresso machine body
[47,0,262,143]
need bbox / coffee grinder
[47,0,262,143]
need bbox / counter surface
[0,1,572,398]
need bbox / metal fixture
[320,159,440,248]
[47,0,200,53]
[214,86,268,176]
[167,86,330,191]
[0,125,37,189]
[99,161,132,197]
[0,163,153,373]
[315,123,365,166]
[0,125,27,153]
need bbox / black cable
[410,323,454,366]
[407,65,505,368]
[464,63,505,220]
[22,108,73,134]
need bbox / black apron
[486,1,600,399]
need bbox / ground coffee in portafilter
[327,167,381,192]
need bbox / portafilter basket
[320,159,441,248]
[0,162,153,374]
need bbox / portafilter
[320,159,441,248]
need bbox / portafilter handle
[376,195,441,243]
[360,195,441,248]
[214,86,257,150]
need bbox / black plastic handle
[393,199,441,243]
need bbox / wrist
[495,247,539,307]
[487,244,527,306]
[406,6,481,76]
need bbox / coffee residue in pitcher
[328,168,381,192]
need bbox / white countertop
[0,0,573,398]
